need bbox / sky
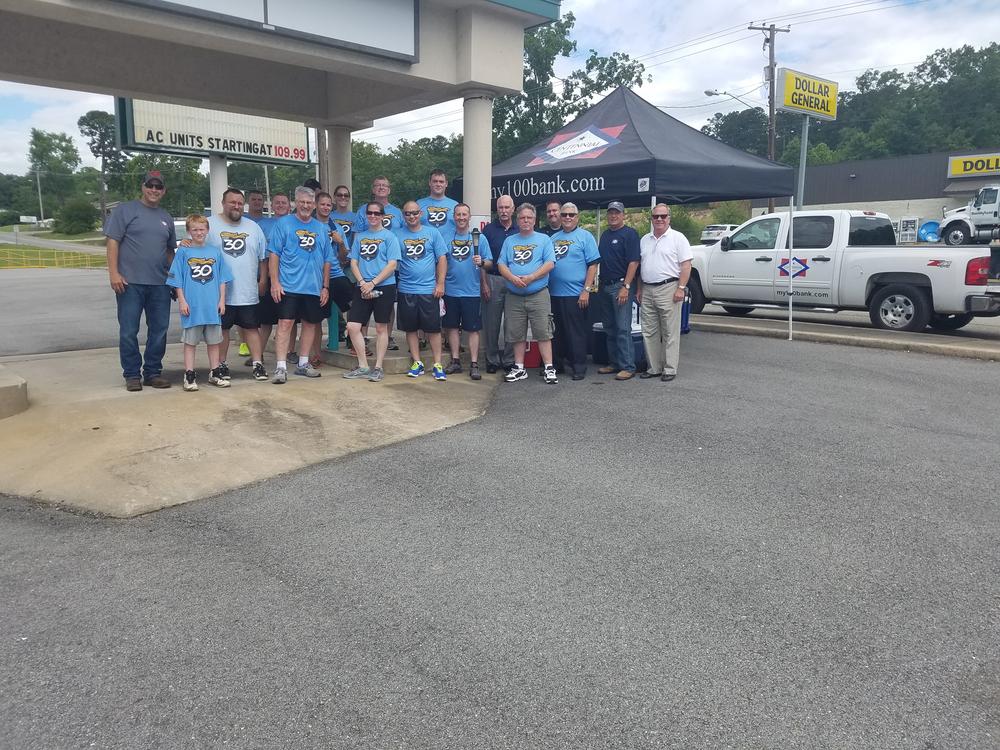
[1,0,998,175]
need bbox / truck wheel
[721,305,753,316]
[942,224,970,246]
[687,279,705,314]
[868,284,931,331]
[928,312,974,331]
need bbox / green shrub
[0,210,20,227]
[54,198,100,235]
[710,201,750,227]
[668,206,703,244]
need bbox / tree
[54,196,99,235]
[492,12,648,162]
[118,154,208,216]
[710,201,750,226]
[77,110,125,218]
[28,129,81,217]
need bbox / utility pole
[749,22,789,213]
[34,169,45,222]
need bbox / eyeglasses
[334,192,350,198]
[366,210,383,216]
[144,183,164,190]
[403,211,421,217]
[652,214,670,219]
[561,212,578,217]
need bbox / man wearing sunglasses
[637,204,692,382]
[104,170,176,391]
[549,202,600,380]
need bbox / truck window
[848,216,896,246]
[982,188,999,206]
[729,217,780,250]
[791,216,834,249]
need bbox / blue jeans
[599,281,635,372]
[116,283,171,379]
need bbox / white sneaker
[183,370,198,391]
[504,365,528,382]
[543,365,558,385]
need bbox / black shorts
[397,292,442,333]
[221,304,260,330]
[319,276,354,318]
[277,291,324,324]
[347,284,396,325]
[256,294,279,326]
[441,295,483,332]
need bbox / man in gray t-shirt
[104,170,176,391]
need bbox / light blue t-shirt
[549,227,601,297]
[319,217,348,280]
[330,212,354,256]
[166,244,233,328]
[256,215,281,244]
[417,195,458,231]
[268,214,335,296]
[207,214,267,306]
[349,228,402,288]
[353,203,403,234]
[440,226,490,298]
[394,224,448,294]
[498,231,555,296]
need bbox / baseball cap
[607,201,624,212]
[143,171,165,187]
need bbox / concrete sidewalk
[0,344,497,517]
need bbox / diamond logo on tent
[778,257,809,278]
[528,125,626,166]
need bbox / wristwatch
[623,282,631,289]
[678,285,686,290]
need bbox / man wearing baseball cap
[104,170,176,391]
[596,201,640,380]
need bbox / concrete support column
[316,128,329,190]
[462,90,495,220]
[208,154,228,213]
[327,126,353,195]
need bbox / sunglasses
[366,210,383,216]
[561,212,578,217]
[145,183,165,190]
[652,214,670,219]
[403,211,421,217]
[334,192,350,198]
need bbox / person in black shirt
[481,195,519,373]
[596,201,641,380]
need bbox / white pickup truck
[687,210,1000,332]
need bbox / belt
[600,277,625,287]
[644,277,678,287]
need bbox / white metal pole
[35,170,44,222]
[787,193,795,340]
[263,165,271,210]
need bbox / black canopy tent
[454,86,794,208]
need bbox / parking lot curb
[0,365,29,420]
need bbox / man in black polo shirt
[481,195,519,373]
[596,201,641,380]
[541,199,562,235]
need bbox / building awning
[944,177,998,195]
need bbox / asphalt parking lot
[2,331,998,748]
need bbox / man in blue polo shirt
[597,200,641,381]
[344,201,402,383]
[549,202,600,381]
[353,175,403,233]
[498,203,557,384]
[440,203,491,380]
[268,186,335,384]
[416,169,458,231]
[395,200,449,381]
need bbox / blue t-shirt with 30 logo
[394,225,448,294]
[352,203,403,234]
[417,195,458,231]
[166,244,234,328]
[349,228,403,288]
[498,231,555,296]
[549,227,601,297]
[267,214,335,296]
[440,227,490,298]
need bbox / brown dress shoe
[597,366,617,374]
[142,375,172,389]
[125,377,143,392]
[661,373,676,382]
[615,370,634,380]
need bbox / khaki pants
[640,281,682,375]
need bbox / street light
[704,89,757,109]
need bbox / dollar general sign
[776,68,838,121]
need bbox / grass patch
[0,245,107,269]
[38,230,105,241]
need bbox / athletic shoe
[407,360,425,378]
[287,351,297,362]
[252,362,268,381]
[294,363,321,378]
[470,363,481,381]
[309,355,322,368]
[543,365,558,385]
[218,362,231,380]
[504,365,527,382]
[238,342,250,356]
[272,367,287,384]
[343,366,370,379]
[208,368,231,387]
[368,367,385,382]
[432,363,446,381]
[445,359,462,375]
[387,338,399,351]
[486,364,498,374]
[183,370,198,392]
[244,357,253,367]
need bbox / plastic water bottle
[370,288,383,298]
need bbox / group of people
[105,168,693,391]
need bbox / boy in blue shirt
[549,202,601,380]
[166,215,234,391]
[440,202,492,380]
